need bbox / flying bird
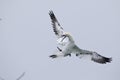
[49,10,112,64]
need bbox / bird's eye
[62,35,66,37]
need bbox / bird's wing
[49,10,65,38]
[73,48,112,64]
[91,52,112,64]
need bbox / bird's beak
[61,35,66,42]
[62,34,66,37]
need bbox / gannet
[49,10,112,64]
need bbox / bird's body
[49,10,112,64]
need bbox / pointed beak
[62,34,66,37]
[61,35,67,42]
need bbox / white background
[0,0,120,80]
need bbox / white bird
[49,10,112,64]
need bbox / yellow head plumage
[63,32,74,43]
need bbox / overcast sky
[0,0,120,80]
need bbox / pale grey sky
[0,0,120,80]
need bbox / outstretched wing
[75,48,112,64]
[91,52,112,64]
[49,10,64,38]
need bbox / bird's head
[62,32,74,43]
[62,32,71,37]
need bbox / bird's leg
[49,53,71,58]
[76,53,79,56]
[64,54,71,57]
[49,55,57,58]
[49,46,71,58]
[57,47,71,57]
[57,47,62,52]
[49,53,65,58]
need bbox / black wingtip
[49,10,53,13]
[49,10,53,15]
[49,10,54,17]
[105,57,112,63]
[91,56,112,64]
[49,10,57,21]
